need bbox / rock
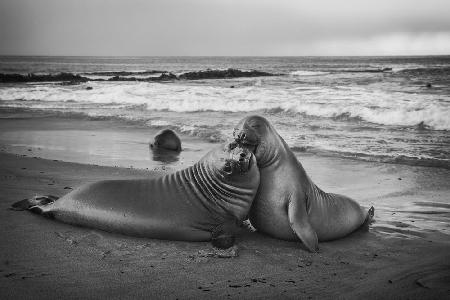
[86,70,164,76]
[178,68,274,80]
[157,72,177,81]
[0,72,89,83]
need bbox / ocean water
[0,56,449,169]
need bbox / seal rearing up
[233,115,374,252]
[12,142,259,248]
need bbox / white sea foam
[290,71,330,76]
[0,81,449,130]
[146,120,172,127]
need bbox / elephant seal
[150,129,182,152]
[12,142,259,248]
[233,115,374,252]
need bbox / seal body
[13,143,259,245]
[234,115,373,252]
[150,129,182,152]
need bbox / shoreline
[0,152,449,299]
[1,113,449,236]
[1,108,449,170]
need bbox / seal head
[150,129,182,152]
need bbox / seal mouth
[223,144,253,175]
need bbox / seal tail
[10,195,59,216]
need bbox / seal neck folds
[184,144,259,222]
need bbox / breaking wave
[1,81,448,130]
[290,71,330,76]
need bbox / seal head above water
[150,129,182,152]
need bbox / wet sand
[0,151,449,299]
[0,116,449,299]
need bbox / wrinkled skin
[13,142,259,248]
[234,115,373,252]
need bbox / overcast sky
[0,0,449,56]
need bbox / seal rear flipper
[361,206,375,229]
[288,196,319,253]
[10,195,59,213]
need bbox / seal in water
[233,115,374,252]
[11,142,259,248]
[150,129,182,152]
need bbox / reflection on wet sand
[149,147,180,164]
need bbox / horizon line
[1,54,449,58]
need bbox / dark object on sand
[150,129,182,152]
[85,86,93,90]
[426,83,432,88]
[211,234,236,249]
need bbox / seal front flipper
[287,195,319,253]
[211,219,242,249]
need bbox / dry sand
[0,152,449,299]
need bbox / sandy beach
[1,133,449,299]
[1,1,450,298]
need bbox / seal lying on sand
[12,142,259,248]
[150,129,182,152]
[233,115,374,252]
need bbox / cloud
[303,32,450,56]
[0,0,449,55]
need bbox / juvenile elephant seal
[233,115,374,252]
[150,129,182,152]
[12,142,259,248]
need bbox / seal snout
[234,148,253,172]
[223,145,254,175]
[233,127,259,154]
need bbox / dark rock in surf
[416,121,431,130]
[0,73,89,83]
[178,68,274,80]
[108,72,177,82]
[86,70,164,77]
[157,72,177,81]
